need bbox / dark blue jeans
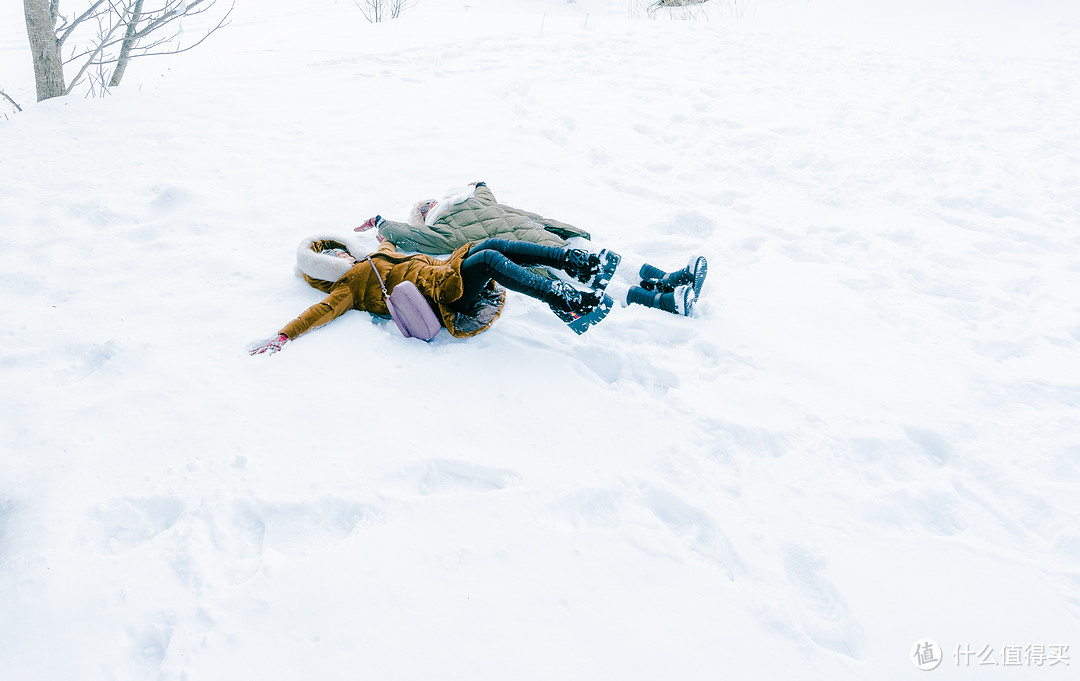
[451,239,567,312]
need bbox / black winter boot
[626,284,696,317]
[563,249,622,290]
[546,281,614,334]
[639,256,707,297]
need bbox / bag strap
[364,255,389,296]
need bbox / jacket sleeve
[499,205,592,241]
[472,184,497,205]
[377,219,457,255]
[538,217,590,241]
[278,283,355,339]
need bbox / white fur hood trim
[408,185,477,227]
[295,233,368,283]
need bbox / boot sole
[691,257,708,297]
[553,293,615,334]
[585,250,621,290]
[675,286,696,317]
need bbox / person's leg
[639,256,708,296]
[467,238,566,268]
[626,284,696,317]
[468,238,621,289]
[452,247,613,334]
[452,246,554,312]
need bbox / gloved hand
[355,215,383,232]
[248,334,288,356]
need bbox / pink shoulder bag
[365,256,442,341]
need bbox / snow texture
[1,0,1079,678]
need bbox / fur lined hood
[408,185,477,228]
[295,234,371,283]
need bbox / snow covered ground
[2,0,1079,678]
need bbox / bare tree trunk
[23,0,232,100]
[23,0,66,101]
[109,0,146,87]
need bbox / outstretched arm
[249,285,354,355]
[500,205,591,241]
[471,182,495,205]
[375,218,458,255]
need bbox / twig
[58,0,110,47]
[0,89,23,112]
[64,18,128,94]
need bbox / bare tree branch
[1,89,23,112]
[114,1,233,73]
[57,0,109,47]
[29,0,234,100]
[108,0,144,86]
[63,14,127,94]
[124,6,230,60]
[354,0,414,24]
[64,34,130,65]
[132,0,212,40]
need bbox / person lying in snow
[248,236,622,355]
[368,182,591,256]
[358,181,708,316]
[248,184,708,355]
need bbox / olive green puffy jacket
[377,184,590,255]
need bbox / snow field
[2,0,1080,678]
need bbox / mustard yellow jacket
[280,239,505,340]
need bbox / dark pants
[451,239,568,313]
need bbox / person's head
[409,199,438,226]
[324,248,355,262]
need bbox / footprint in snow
[903,426,951,465]
[60,340,119,384]
[128,612,176,668]
[570,345,624,385]
[149,185,194,214]
[229,498,375,557]
[419,459,519,495]
[92,496,185,553]
[644,487,741,580]
[783,544,864,660]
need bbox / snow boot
[639,256,707,297]
[547,280,614,334]
[564,248,622,291]
[626,284,695,317]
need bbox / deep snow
[2,0,1079,678]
